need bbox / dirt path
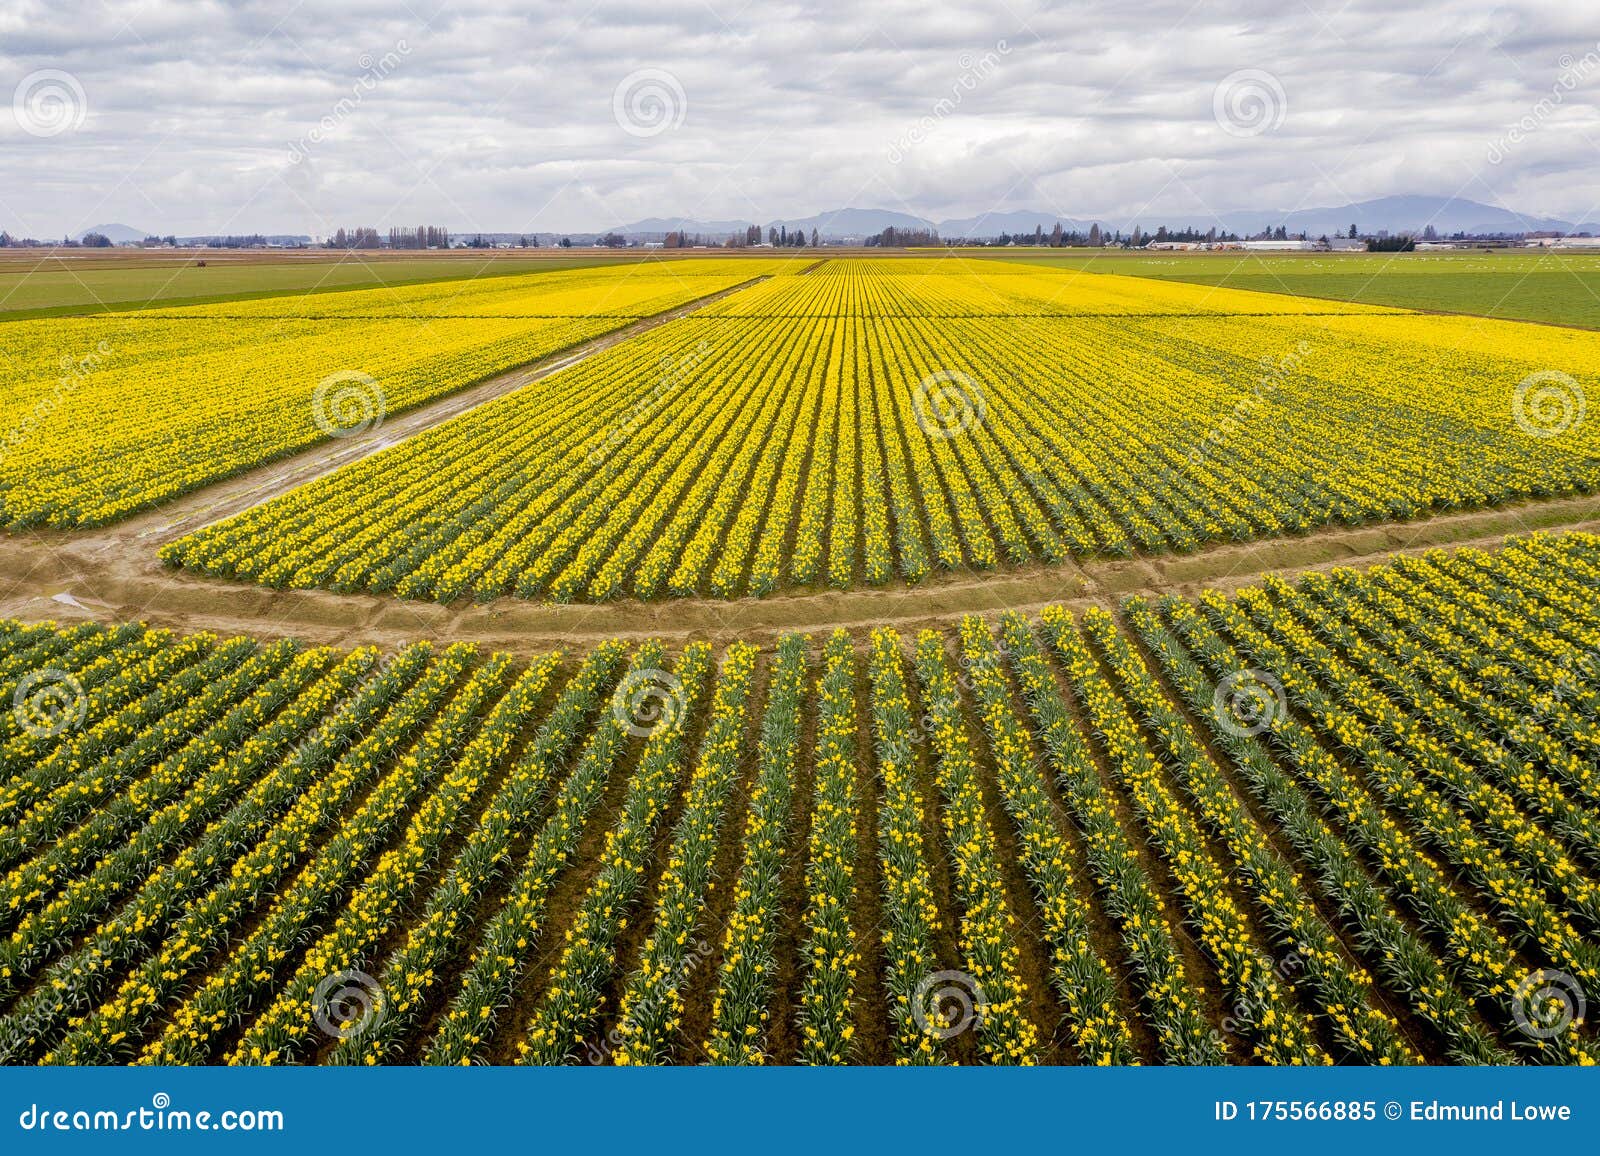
[111,276,769,544]
[4,478,1595,654]
[4,265,1595,653]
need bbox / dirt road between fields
[2,266,1595,653]
[102,276,770,544]
[2,479,1595,654]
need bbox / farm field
[0,249,681,320]
[994,250,1600,330]
[0,258,788,526]
[0,247,1597,1071]
[14,0,1600,1130]
[164,257,1600,603]
[0,530,1595,1066]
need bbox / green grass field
[0,251,647,320]
[9,246,1599,329]
[989,249,1600,329]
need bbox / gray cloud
[1,0,1595,237]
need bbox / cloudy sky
[1,0,1596,238]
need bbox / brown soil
[1033,630,1245,1061]
[6,482,1598,656]
[751,657,819,1065]
[1109,612,1474,1062]
[3,259,1597,658]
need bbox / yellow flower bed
[4,531,1599,1064]
[165,258,1600,602]
[0,260,782,526]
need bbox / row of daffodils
[0,260,784,526]
[164,258,1600,602]
[0,533,1596,1062]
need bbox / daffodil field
[160,258,1600,603]
[0,260,778,526]
[1,529,1596,1065]
[1,250,1596,1068]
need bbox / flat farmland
[0,258,788,526]
[2,532,1596,1065]
[0,248,720,320]
[994,249,1600,329]
[1,249,1597,1071]
[11,0,1600,1098]
[164,257,1600,603]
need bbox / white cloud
[0,0,1595,237]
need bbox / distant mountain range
[1193,196,1583,240]
[937,209,1101,237]
[58,195,1593,249]
[606,217,756,236]
[608,196,1591,241]
[766,208,933,238]
[72,224,317,245]
[608,208,934,241]
[75,223,149,244]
